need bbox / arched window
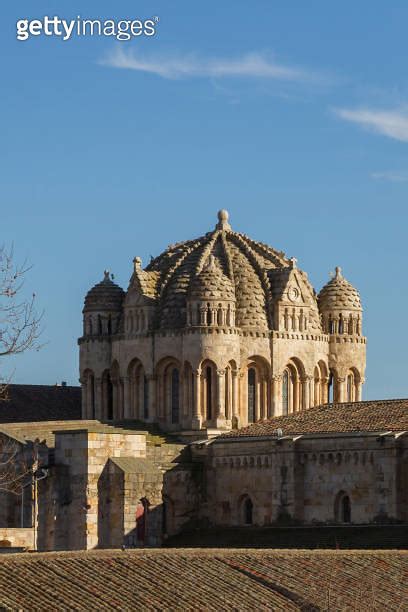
[171,368,180,424]
[143,375,149,419]
[328,371,334,403]
[347,373,354,402]
[243,497,253,525]
[206,366,212,420]
[247,368,256,423]
[334,490,351,523]
[103,371,113,420]
[342,495,351,523]
[206,304,211,326]
[282,371,289,415]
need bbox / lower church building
[0,211,406,551]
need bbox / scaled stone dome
[84,270,125,312]
[318,267,362,311]
[188,255,236,301]
[144,210,293,330]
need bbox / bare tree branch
[0,245,43,362]
[0,245,44,492]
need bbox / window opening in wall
[328,372,334,403]
[342,495,351,523]
[143,375,149,419]
[282,371,289,415]
[243,497,253,525]
[206,304,211,326]
[248,368,256,423]
[171,368,180,424]
[347,374,353,402]
[206,366,212,420]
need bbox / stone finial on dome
[335,266,342,279]
[84,271,125,312]
[133,256,142,271]
[216,209,231,231]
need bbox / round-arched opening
[334,490,352,523]
[240,495,254,525]
[127,359,147,420]
[281,358,306,414]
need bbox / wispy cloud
[333,107,408,142]
[371,170,408,182]
[101,48,322,83]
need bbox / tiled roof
[0,549,406,610]
[318,267,361,311]
[145,211,292,331]
[219,399,408,439]
[0,384,81,424]
[84,271,125,312]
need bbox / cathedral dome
[84,271,125,312]
[188,255,236,301]
[145,210,293,330]
[318,267,361,311]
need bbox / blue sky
[1,2,408,399]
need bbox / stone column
[123,377,130,419]
[200,307,207,326]
[231,369,240,428]
[301,376,311,410]
[271,375,281,417]
[356,378,364,402]
[95,378,102,420]
[262,378,268,419]
[192,369,202,430]
[322,376,330,404]
[337,376,346,403]
[210,308,217,326]
[215,369,226,428]
[255,378,261,421]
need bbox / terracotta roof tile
[0,549,406,610]
[220,399,408,439]
[0,384,81,424]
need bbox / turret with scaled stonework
[318,267,366,403]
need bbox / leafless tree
[0,244,43,401]
[0,245,43,495]
[0,435,36,495]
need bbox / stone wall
[0,528,35,549]
[195,433,408,528]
